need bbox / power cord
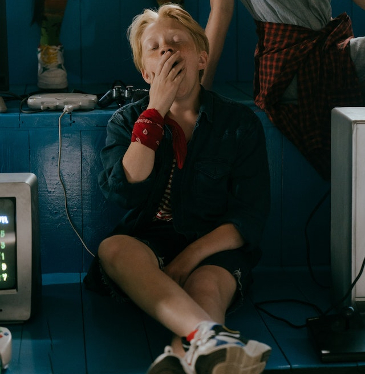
[58,106,95,258]
[254,188,365,328]
[305,188,331,289]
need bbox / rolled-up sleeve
[98,107,157,209]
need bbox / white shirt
[240,0,332,30]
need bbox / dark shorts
[85,220,262,314]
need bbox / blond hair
[127,3,209,73]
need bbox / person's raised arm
[123,50,186,183]
[353,0,365,10]
[202,0,235,90]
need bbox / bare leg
[171,265,237,356]
[98,235,214,338]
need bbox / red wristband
[131,108,187,169]
[131,109,165,151]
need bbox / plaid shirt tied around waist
[254,13,363,180]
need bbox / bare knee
[98,235,127,265]
[184,265,236,305]
[98,235,158,271]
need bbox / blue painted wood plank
[284,267,332,313]
[212,82,251,102]
[0,104,20,127]
[20,111,73,128]
[60,0,82,86]
[229,81,254,99]
[82,277,153,374]
[332,0,353,19]
[71,109,114,129]
[351,1,365,37]
[6,0,40,86]
[0,130,29,173]
[29,128,83,273]
[43,276,86,374]
[119,0,157,87]
[80,0,154,86]
[184,0,199,20]
[4,273,85,374]
[259,124,283,267]
[281,138,331,267]
[227,298,290,371]
[237,4,257,82]
[81,130,124,271]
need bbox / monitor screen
[0,198,17,290]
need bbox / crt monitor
[331,107,365,310]
[0,0,9,92]
[0,173,41,323]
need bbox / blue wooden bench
[1,82,354,374]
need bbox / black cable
[254,187,365,328]
[254,299,324,329]
[305,188,331,288]
[19,96,44,113]
[323,254,365,315]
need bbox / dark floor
[2,267,364,374]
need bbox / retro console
[27,93,98,111]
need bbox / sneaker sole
[194,341,271,374]
[148,355,191,374]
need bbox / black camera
[98,84,148,108]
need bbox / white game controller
[0,327,12,370]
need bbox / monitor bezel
[0,173,41,323]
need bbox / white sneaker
[184,322,271,374]
[147,346,194,374]
[37,44,68,90]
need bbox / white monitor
[331,107,365,310]
[0,173,41,323]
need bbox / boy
[92,4,271,373]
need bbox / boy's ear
[198,51,208,70]
[141,69,152,84]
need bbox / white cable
[58,108,95,258]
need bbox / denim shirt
[98,86,270,248]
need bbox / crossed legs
[98,234,237,352]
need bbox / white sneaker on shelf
[37,44,68,90]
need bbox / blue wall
[1,1,364,273]
[5,0,365,88]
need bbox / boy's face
[140,17,207,96]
